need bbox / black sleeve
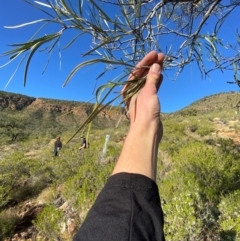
[73,172,165,241]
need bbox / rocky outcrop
[0,91,127,121]
[0,93,35,110]
[4,197,79,241]
[27,99,126,120]
[26,99,74,113]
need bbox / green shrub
[35,204,64,240]
[196,125,214,137]
[160,120,187,155]
[179,109,197,116]
[172,142,239,204]
[189,124,198,132]
[218,190,240,240]
[160,140,240,240]
[62,159,114,212]
[0,211,20,240]
[163,120,186,137]
[204,138,216,145]
[0,152,51,209]
[163,189,202,241]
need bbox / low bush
[160,140,240,240]
[196,125,214,137]
[218,190,240,240]
[0,210,20,240]
[35,204,64,240]
[188,124,198,132]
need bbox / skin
[112,51,164,181]
[79,138,86,150]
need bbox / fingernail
[151,63,161,73]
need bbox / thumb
[145,63,161,88]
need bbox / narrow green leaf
[88,0,111,21]
[4,55,27,90]
[95,82,117,100]
[78,0,83,16]
[28,22,50,42]
[82,41,113,57]
[2,33,59,62]
[4,19,52,29]
[66,93,121,144]
[23,35,59,86]
[63,59,133,87]
[60,0,82,27]
[204,36,216,55]
[96,70,107,80]
[34,1,52,8]
[24,43,42,86]
[6,33,59,48]
[62,32,83,50]
[121,9,131,28]
[82,34,125,57]
[233,62,238,82]
[135,0,142,19]
[23,0,56,19]
[0,52,23,68]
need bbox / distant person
[74,51,165,240]
[53,136,62,157]
[79,136,87,152]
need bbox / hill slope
[0,91,240,241]
[0,91,128,144]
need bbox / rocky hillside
[0,91,128,144]
[0,91,125,119]
[1,90,240,241]
[0,91,35,110]
[179,91,240,114]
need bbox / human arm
[112,51,164,181]
[79,141,86,150]
[79,146,85,151]
[73,51,165,241]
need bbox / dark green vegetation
[1,91,240,240]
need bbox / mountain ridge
[1,90,239,113]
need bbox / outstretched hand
[126,51,164,140]
[112,51,164,180]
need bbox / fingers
[122,51,164,105]
[123,51,163,91]
[156,74,163,91]
[157,53,164,68]
[128,51,159,80]
[144,63,161,89]
[129,52,164,82]
[145,53,164,91]
[156,53,164,91]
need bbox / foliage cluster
[0,122,124,239]
[159,139,240,240]
[35,204,64,240]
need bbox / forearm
[112,122,161,181]
[112,53,164,181]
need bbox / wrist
[129,119,163,143]
[112,121,162,181]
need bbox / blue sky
[0,0,239,113]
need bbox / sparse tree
[0,114,26,142]
[1,0,240,140]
